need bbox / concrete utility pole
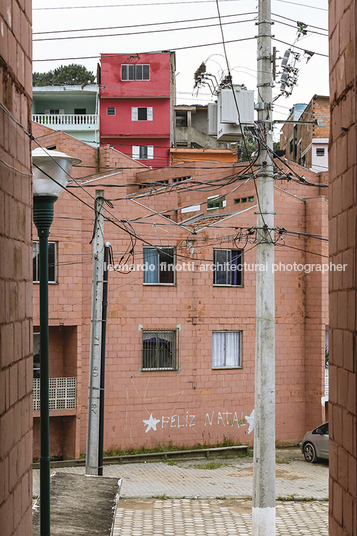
[252,0,276,534]
[86,190,105,476]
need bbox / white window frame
[213,249,243,287]
[132,145,154,160]
[33,241,57,283]
[143,247,175,285]
[106,107,116,116]
[131,107,153,121]
[121,64,150,81]
[142,329,177,371]
[316,147,325,157]
[212,331,242,369]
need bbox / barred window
[142,330,176,370]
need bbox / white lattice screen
[33,377,76,411]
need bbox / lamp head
[32,148,81,198]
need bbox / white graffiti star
[143,413,160,433]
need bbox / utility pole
[253,0,276,534]
[98,242,111,476]
[86,190,105,476]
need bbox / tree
[33,64,96,87]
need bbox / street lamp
[32,148,81,536]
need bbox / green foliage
[192,461,225,470]
[273,141,280,153]
[239,133,256,162]
[33,64,96,87]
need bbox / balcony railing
[32,114,98,126]
[33,377,77,411]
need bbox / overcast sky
[32,0,329,132]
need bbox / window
[213,249,243,286]
[131,107,153,121]
[132,145,154,160]
[33,333,40,378]
[212,331,242,368]
[316,147,325,157]
[33,241,57,283]
[122,64,150,81]
[207,195,226,210]
[143,247,175,284]
[142,330,176,370]
[107,107,116,116]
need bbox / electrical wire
[33,36,258,63]
[33,0,253,9]
[33,15,256,41]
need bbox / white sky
[32,0,329,136]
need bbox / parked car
[301,422,329,462]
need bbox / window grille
[142,330,177,370]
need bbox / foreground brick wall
[0,0,33,534]
[329,1,356,534]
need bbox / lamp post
[32,148,81,536]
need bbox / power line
[33,0,251,10]
[32,36,257,62]
[33,12,256,36]
[33,17,256,42]
[276,0,328,11]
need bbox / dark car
[301,422,329,462]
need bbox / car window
[314,423,328,435]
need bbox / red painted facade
[100,52,174,168]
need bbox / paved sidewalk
[113,498,328,536]
[33,449,329,535]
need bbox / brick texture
[329,1,357,535]
[0,0,33,534]
[31,129,328,458]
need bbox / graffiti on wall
[143,409,254,433]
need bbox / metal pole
[252,0,276,534]
[33,196,56,536]
[86,190,105,475]
[98,242,111,476]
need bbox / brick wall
[329,1,357,535]
[0,0,33,534]
[31,130,328,457]
[280,95,330,167]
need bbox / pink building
[99,52,176,169]
[31,125,329,460]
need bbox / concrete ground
[33,448,329,535]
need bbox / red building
[99,52,176,168]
